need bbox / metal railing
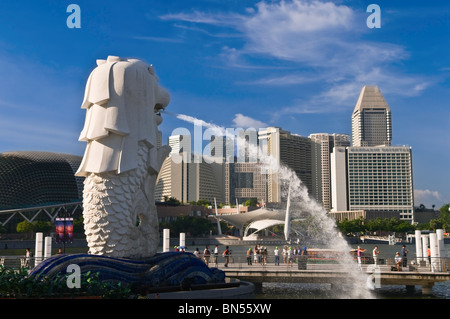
[196,253,450,272]
[0,256,53,270]
[1,253,448,273]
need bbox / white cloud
[161,0,431,112]
[133,36,184,43]
[414,189,442,208]
[232,113,267,128]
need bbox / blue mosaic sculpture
[28,252,225,288]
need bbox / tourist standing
[262,247,267,265]
[357,246,366,270]
[203,245,211,266]
[287,247,293,266]
[395,252,402,271]
[214,245,219,267]
[372,246,380,265]
[193,248,201,259]
[274,246,280,266]
[401,245,408,267]
[246,248,253,265]
[282,246,288,264]
[25,248,33,268]
[254,245,260,264]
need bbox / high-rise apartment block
[331,146,414,220]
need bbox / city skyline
[0,1,448,208]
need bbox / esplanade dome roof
[0,151,83,210]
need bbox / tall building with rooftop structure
[351,86,392,147]
[330,85,415,222]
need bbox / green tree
[428,204,450,231]
[244,198,258,207]
[34,221,52,234]
[160,216,213,237]
[337,217,365,235]
[16,221,35,239]
[439,204,450,230]
[189,199,211,207]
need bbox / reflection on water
[257,281,450,299]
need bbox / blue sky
[0,0,448,208]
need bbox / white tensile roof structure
[217,181,294,241]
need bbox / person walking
[223,246,230,267]
[274,246,280,266]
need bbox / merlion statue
[75,56,171,258]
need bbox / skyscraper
[347,146,414,220]
[258,127,312,202]
[155,134,224,204]
[330,85,415,222]
[310,133,350,211]
[351,86,392,147]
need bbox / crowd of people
[356,244,411,271]
[188,245,231,267]
[184,244,308,267]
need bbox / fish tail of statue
[82,141,159,258]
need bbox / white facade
[346,146,414,221]
[310,133,350,211]
[330,146,348,212]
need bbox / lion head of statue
[76,56,170,176]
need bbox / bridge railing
[203,253,450,272]
[1,253,448,273]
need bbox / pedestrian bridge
[221,259,450,295]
